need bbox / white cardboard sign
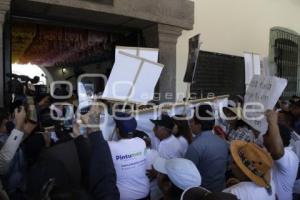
[244,75,287,134]
[102,51,163,104]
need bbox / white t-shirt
[272,147,299,200]
[109,138,149,200]
[177,136,189,157]
[145,149,163,200]
[158,135,182,159]
[145,149,159,170]
[292,140,300,161]
[223,181,276,200]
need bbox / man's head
[292,95,300,102]
[114,112,137,139]
[230,141,273,193]
[222,107,241,129]
[190,104,215,135]
[278,110,293,129]
[290,100,300,118]
[153,157,201,198]
[151,114,175,141]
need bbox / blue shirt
[185,130,229,192]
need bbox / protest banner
[244,75,287,134]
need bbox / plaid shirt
[228,126,256,142]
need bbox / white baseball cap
[153,157,202,190]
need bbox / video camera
[7,73,47,123]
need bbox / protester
[151,114,182,159]
[27,104,120,200]
[181,186,238,200]
[290,100,300,134]
[153,157,202,200]
[185,103,229,192]
[264,110,299,200]
[222,106,257,142]
[223,140,275,200]
[278,110,294,129]
[172,115,193,157]
[0,106,29,199]
[291,95,300,103]
[133,130,163,200]
[2,74,300,200]
[109,112,150,200]
[280,100,290,112]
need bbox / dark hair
[228,95,244,107]
[278,110,294,128]
[236,120,251,129]
[133,130,151,148]
[117,129,133,139]
[278,124,292,147]
[193,104,215,131]
[275,101,281,110]
[164,175,184,199]
[173,115,193,144]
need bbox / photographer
[0,107,26,174]
[0,106,31,199]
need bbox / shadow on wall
[289,0,300,6]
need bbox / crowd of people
[0,91,300,200]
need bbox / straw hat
[230,140,273,192]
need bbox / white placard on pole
[244,52,261,89]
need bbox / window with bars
[190,51,245,98]
[269,27,300,98]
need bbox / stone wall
[31,0,194,30]
[0,0,194,105]
[0,0,10,107]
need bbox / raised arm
[264,110,284,160]
[0,106,26,174]
[80,104,120,200]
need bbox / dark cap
[150,114,175,130]
[114,112,137,135]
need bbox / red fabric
[213,125,227,140]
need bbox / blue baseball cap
[113,112,137,135]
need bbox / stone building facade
[0,0,194,106]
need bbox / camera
[7,73,47,123]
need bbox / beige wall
[176,0,300,98]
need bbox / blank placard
[102,52,143,101]
[130,60,163,103]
